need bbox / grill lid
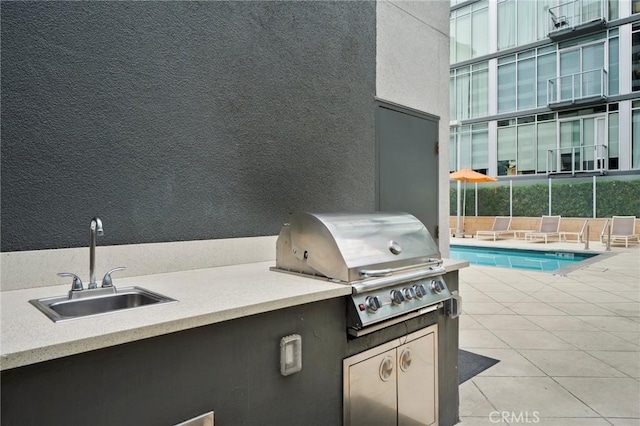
[275,212,441,283]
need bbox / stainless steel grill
[272,212,457,336]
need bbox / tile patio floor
[451,237,640,426]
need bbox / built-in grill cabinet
[343,325,438,426]
[273,212,461,426]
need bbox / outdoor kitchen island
[1,258,467,426]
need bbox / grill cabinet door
[397,332,437,426]
[347,349,398,425]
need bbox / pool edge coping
[449,244,610,274]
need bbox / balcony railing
[547,68,608,107]
[548,0,608,40]
[546,144,608,175]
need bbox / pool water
[450,245,597,271]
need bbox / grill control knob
[413,284,426,299]
[388,240,402,255]
[365,296,382,312]
[403,287,415,300]
[430,279,445,294]
[390,290,405,305]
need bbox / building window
[450,124,489,173]
[497,0,551,51]
[555,37,606,103]
[498,114,557,175]
[608,111,619,170]
[471,124,489,173]
[609,0,618,20]
[609,29,619,96]
[633,0,640,14]
[497,120,517,175]
[537,120,556,173]
[451,62,489,121]
[561,43,604,95]
[449,130,457,173]
[581,43,605,97]
[498,47,557,113]
[498,56,516,113]
[498,0,516,50]
[632,101,640,169]
[633,25,640,92]
[517,52,535,110]
[451,1,489,63]
[517,122,536,174]
[557,112,608,173]
[582,0,604,21]
[537,46,557,107]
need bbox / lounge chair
[524,215,561,244]
[559,219,588,243]
[476,216,514,241]
[601,216,639,248]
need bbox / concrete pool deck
[451,237,640,426]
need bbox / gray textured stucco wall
[1,1,376,251]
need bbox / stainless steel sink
[30,286,177,322]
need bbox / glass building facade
[450,0,640,176]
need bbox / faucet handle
[101,267,126,288]
[58,272,83,292]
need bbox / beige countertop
[0,259,467,371]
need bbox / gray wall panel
[376,103,440,239]
[1,1,376,251]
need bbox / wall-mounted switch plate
[280,334,302,376]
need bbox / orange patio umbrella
[450,168,498,183]
[450,169,497,237]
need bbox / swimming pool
[450,245,598,271]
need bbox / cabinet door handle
[379,356,394,381]
[399,349,412,372]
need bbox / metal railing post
[456,180,462,236]
[546,150,550,174]
[584,222,590,250]
[548,178,552,216]
[593,176,597,218]
[475,183,478,217]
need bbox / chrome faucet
[89,217,103,289]
[58,217,125,299]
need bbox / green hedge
[450,179,640,218]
